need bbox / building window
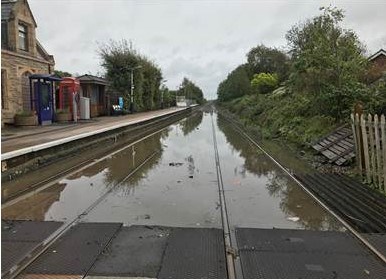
[1,21,8,49]
[1,69,7,109]
[18,23,28,51]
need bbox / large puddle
[2,109,343,231]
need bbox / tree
[54,70,72,78]
[247,45,290,81]
[286,6,367,120]
[251,73,279,94]
[217,64,252,101]
[99,39,163,111]
[177,77,205,105]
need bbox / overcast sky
[29,0,386,99]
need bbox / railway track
[2,108,213,279]
[2,124,170,278]
[2,106,386,278]
[2,107,196,202]
[218,108,386,265]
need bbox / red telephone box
[58,77,80,121]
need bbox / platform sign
[118,97,123,109]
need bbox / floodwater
[2,108,343,231]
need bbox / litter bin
[80,97,90,120]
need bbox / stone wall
[1,50,53,125]
[1,0,55,127]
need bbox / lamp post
[128,65,142,113]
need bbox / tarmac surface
[1,107,187,155]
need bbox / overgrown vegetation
[177,77,205,105]
[251,73,279,94]
[99,39,205,111]
[217,6,386,147]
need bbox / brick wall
[372,55,386,71]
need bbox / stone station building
[1,0,55,126]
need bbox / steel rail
[2,108,200,209]
[219,110,386,265]
[210,112,237,279]
[2,108,195,202]
[3,114,191,278]
[5,151,160,279]
[2,122,171,210]
[5,108,203,278]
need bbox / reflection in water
[216,114,342,231]
[84,112,221,227]
[2,183,66,221]
[2,129,169,221]
[179,112,203,136]
[3,110,341,232]
[103,129,168,195]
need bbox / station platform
[1,107,189,158]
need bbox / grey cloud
[29,0,386,99]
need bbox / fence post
[352,114,362,173]
[368,114,377,187]
[374,115,382,188]
[361,114,371,183]
[381,114,386,192]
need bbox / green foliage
[251,73,279,94]
[247,45,290,81]
[217,64,252,102]
[177,77,205,105]
[217,6,385,149]
[54,70,72,78]
[221,88,335,146]
[364,78,386,115]
[286,6,367,121]
[165,89,177,107]
[99,39,162,111]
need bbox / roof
[1,0,17,21]
[29,74,62,81]
[1,0,37,27]
[60,77,80,85]
[36,39,54,63]
[77,74,108,85]
[312,125,355,166]
[368,49,386,61]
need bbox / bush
[251,73,279,94]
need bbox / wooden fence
[351,113,386,192]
